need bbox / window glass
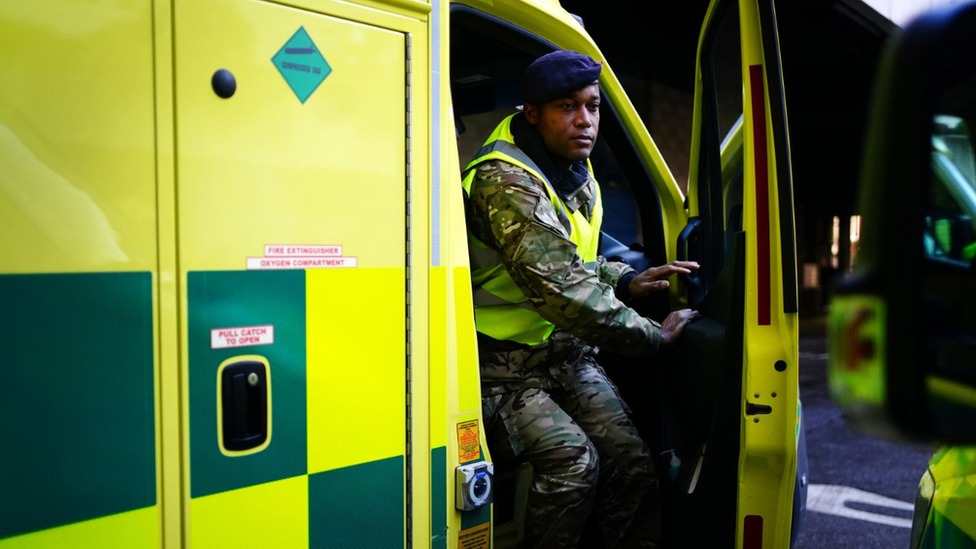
[712,2,743,237]
[925,115,976,264]
[711,11,743,148]
[590,134,642,245]
[695,0,743,292]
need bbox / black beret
[520,50,602,104]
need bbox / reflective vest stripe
[471,139,541,176]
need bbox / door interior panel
[600,231,652,275]
[605,233,744,548]
[659,232,744,548]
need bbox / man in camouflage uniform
[462,50,700,548]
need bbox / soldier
[461,50,700,549]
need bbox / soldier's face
[525,84,600,170]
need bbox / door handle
[677,217,704,306]
[220,359,269,453]
[745,402,773,416]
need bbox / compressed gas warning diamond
[271,26,332,104]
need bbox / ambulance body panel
[0,0,801,547]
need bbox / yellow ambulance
[827,2,976,547]
[0,0,803,547]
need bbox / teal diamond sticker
[271,27,331,104]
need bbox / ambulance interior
[447,3,791,546]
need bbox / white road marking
[799,352,830,360]
[807,484,914,529]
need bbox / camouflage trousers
[481,332,659,549]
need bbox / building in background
[862,0,965,25]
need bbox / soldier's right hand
[660,308,701,347]
[628,261,700,298]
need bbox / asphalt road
[791,323,937,549]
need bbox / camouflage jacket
[465,158,661,356]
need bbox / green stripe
[0,272,155,539]
[461,500,491,530]
[431,446,448,547]
[922,507,976,548]
[188,270,307,498]
[310,455,405,548]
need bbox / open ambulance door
[446,0,801,546]
[659,0,801,547]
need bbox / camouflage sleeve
[468,161,661,356]
[594,257,636,288]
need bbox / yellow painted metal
[429,97,451,545]
[687,0,799,546]
[307,268,407,473]
[0,507,158,549]
[928,376,976,410]
[431,267,450,451]
[736,1,798,547]
[277,0,432,22]
[150,0,183,544]
[455,267,481,413]
[0,1,158,275]
[345,0,432,19]
[2,0,805,547]
[189,476,309,548]
[0,2,165,546]
[173,0,407,272]
[927,446,976,542]
[436,42,494,540]
[172,0,425,545]
[433,52,493,539]
[409,21,433,549]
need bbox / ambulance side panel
[171,0,432,545]
[429,2,494,548]
[0,2,161,546]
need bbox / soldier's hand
[660,308,701,347]
[629,261,700,298]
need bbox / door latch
[745,402,773,415]
[219,359,269,453]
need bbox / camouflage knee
[524,436,600,549]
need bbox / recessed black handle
[221,361,268,452]
[745,402,773,416]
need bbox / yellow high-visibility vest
[461,114,604,346]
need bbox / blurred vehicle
[827,2,976,547]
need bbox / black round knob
[212,69,236,99]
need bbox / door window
[926,115,976,264]
[696,0,744,292]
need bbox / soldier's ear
[523,103,539,125]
